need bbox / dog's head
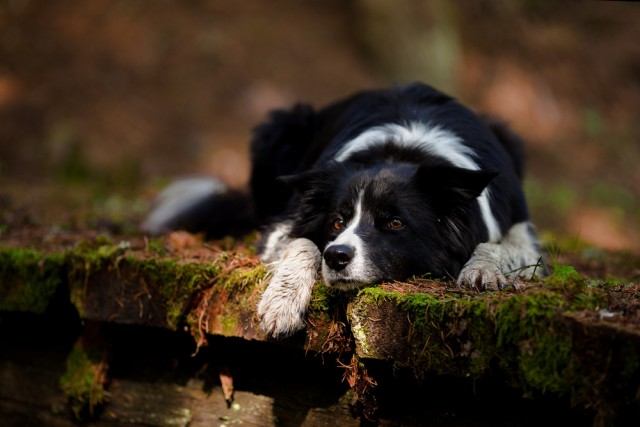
[282,160,497,289]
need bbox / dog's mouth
[321,247,380,290]
[321,265,376,290]
[324,277,369,291]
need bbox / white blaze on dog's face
[321,191,374,289]
[320,166,432,289]
[318,161,498,289]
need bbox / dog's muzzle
[323,244,355,271]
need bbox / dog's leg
[258,221,294,263]
[257,238,321,336]
[457,221,543,290]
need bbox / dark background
[1,0,639,252]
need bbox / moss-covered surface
[0,247,66,313]
[185,252,268,346]
[2,231,640,420]
[348,268,640,417]
[0,233,267,333]
[0,232,352,351]
[59,343,108,419]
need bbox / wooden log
[1,233,640,424]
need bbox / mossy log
[349,280,640,416]
[1,233,639,422]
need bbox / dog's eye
[332,217,345,231]
[387,218,404,230]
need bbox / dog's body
[144,83,542,337]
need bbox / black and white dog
[144,83,542,337]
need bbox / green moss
[208,261,269,336]
[219,314,238,336]
[60,344,107,419]
[518,326,574,395]
[1,234,269,331]
[0,247,66,313]
[551,264,581,281]
[490,278,621,401]
[160,253,270,341]
[145,237,167,256]
[354,286,498,375]
[452,298,497,375]
[66,237,132,318]
[353,277,636,399]
[494,290,570,390]
[4,231,637,415]
[356,286,404,304]
[133,257,233,330]
[219,262,269,293]
[0,239,133,317]
[211,257,266,294]
[309,283,330,312]
[65,237,270,332]
[495,291,565,348]
[71,235,130,264]
[404,292,497,376]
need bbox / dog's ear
[415,165,498,201]
[277,168,336,244]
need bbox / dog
[143,83,542,337]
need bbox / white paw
[256,238,321,337]
[457,242,506,291]
[457,222,543,291]
[257,281,307,337]
[457,260,508,291]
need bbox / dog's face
[284,161,497,289]
[319,165,430,289]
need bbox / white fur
[334,122,502,242]
[142,177,228,235]
[259,221,293,263]
[457,221,542,290]
[256,238,321,336]
[256,123,533,335]
[321,192,375,289]
[335,122,475,167]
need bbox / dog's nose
[323,244,355,271]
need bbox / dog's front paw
[457,261,508,291]
[257,282,307,337]
[256,238,321,337]
[457,243,507,291]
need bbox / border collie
[143,83,542,337]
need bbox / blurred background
[1,0,639,252]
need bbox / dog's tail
[481,115,526,180]
[141,177,255,238]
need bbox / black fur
[251,83,529,281]
[147,82,532,285]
